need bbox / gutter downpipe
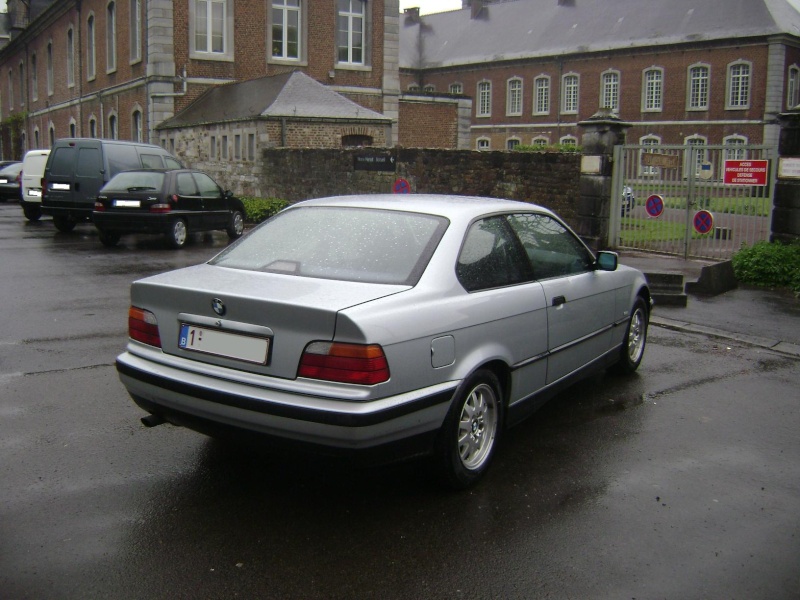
[148,67,187,144]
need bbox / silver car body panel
[118,194,650,453]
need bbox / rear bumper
[116,350,455,456]
[41,201,93,221]
[93,212,172,234]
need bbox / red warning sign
[723,160,768,186]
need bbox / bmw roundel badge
[211,298,226,316]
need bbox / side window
[75,148,102,177]
[457,216,529,292]
[507,213,593,279]
[164,156,183,169]
[139,153,164,169]
[176,172,199,195]
[193,172,222,197]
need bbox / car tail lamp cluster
[150,203,172,214]
[129,306,161,348]
[298,342,390,385]
[94,201,105,212]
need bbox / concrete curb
[650,315,800,358]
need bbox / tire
[226,209,245,239]
[166,219,188,249]
[53,216,76,233]
[23,205,42,221]
[611,297,648,374]
[435,369,503,490]
[98,229,121,247]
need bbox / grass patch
[240,197,288,224]
[627,186,771,217]
[620,218,688,244]
[732,241,800,294]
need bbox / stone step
[644,272,688,307]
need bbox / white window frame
[337,0,368,67]
[723,135,748,160]
[270,0,305,63]
[788,65,800,110]
[449,82,463,95]
[190,0,234,61]
[506,77,523,116]
[561,73,579,115]
[687,63,710,111]
[533,75,550,115]
[106,2,117,73]
[506,137,521,150]
[31,53,38,102]
[46,40,54,96]
[423,84,435,92]
[130,0,142,63]
[600,69,620,112]
[642,67,663,112]
[477,137,490,151]
[726,60,751,110]
[67,27,75,88]
[639,134,661,176]
[407,84,419,92]
[108,112,118,140]
[684,135,708,174]
[560,135,578,146]
[87,13,96,81]
[477,80,492,117]
[132,108,143,142]
[531,136,549,146]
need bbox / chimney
[404,7,421,24]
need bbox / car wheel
[166,219,188,249]
[98,230,121,247]
[53,216,76,233]
[23,205,42,221]
[226,209,245,239]
[611,297,648,374]
[435,369,502,490]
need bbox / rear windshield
[101,171,165,193]
[210,206,449,285]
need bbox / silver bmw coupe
[117,194,651,488]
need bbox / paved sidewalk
[618,251,800,358]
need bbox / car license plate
[114,199,141,208]
[179,323,270,364]
[0,178,7,184]
[29,189,42,197]
[52,183,70,190]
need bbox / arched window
[561,73,579,114]
[533,75,550,115]
[642,67,663,112]
[687,64,710,110]
[477,81,492,117]
[723,135,748,160]
[108,114,118,139]
[87,14,96,80]
[477,137,490,151]
[506,77,522,116]
[727,61,751,110]
[788,66,800,110]
[342,134,372,147]
[107,2,117,72]
[600,69,620,111]
[132,109,143,142]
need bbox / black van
[41,139,183,232]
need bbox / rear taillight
[94,201,105,212]
[128,306,161,348]
[150,203,171,213]
[298,342,390,385]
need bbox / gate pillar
[774,113,800,244]
[577,108,631,250]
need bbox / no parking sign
[645,194,664,218]
[693,210,714,235]
[393,178,411,194]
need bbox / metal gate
[610,144,776,259]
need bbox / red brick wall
[398,100,459,148]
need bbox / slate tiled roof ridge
[400,0,800,70]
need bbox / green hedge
[240,197,288,224]
[731,241,800,294]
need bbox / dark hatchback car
[0,162,23,201]
[93,169,245,248]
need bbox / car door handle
[552,295,567,307]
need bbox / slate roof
[400,0,800,69]
[158,71,390,129]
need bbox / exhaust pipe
[141,414,167,428]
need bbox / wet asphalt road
[1,203,799,599]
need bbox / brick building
[0,0,404,158]
[400,0,800,151]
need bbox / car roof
[290,194,556,220]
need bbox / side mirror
[596,251,618,272]
[224,189,233,199]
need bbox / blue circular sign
[694,210,714,235]
[645,194,664,218]
[393,178,411,194]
